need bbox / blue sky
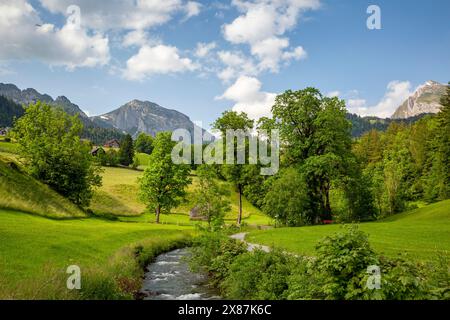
[0,0,449,128]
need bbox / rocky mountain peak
[91,99,204,139]
[55,96,70,103]
[391,80,447,119]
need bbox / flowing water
[140,248,221,300]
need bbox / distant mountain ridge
[347,113,431,137]
[0,83,89,121]
[0,83,211,142]
[392,80,447,119]
[92,99,211,140]
[0,83,124,144]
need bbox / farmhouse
[0,128,9,136]
[103,139,120,148]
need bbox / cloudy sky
[0,0,449,127]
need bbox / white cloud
[346,81,412,118]
[251,37,289,72]
[122,30,150,47]
[39,0,199,31]
[195,42,217,58]
[0,0,109,69]
[282,46,307,61]
[185,1,202,18]
[123,44,198,80]
[347,99,367,114]
[217,76,276,119]
[217,50,257,82]
[222,0,319,73]
[326,90,340,98]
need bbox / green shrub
[286,258,327,300]
[190,232,247,286]
[314,226,378,299]
[375,255,427,300]
[222,249,296,300]
[191,228,449,300]
[424,255,450,300]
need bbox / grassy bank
[0,155,86,218]
[247,200,450,261]
[0,210,193,299]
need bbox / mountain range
[0,80,447,141]
[0,83,208,141]
[0,83,89,122]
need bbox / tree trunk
[322,182,332,221]
[155,205,161,224]
[237,184,242,226]
[324,188,332,219]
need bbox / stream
[140,248,221,300]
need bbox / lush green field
[0,209,193,298]
[0,140,271,225]
[247,200,450,261]
[90,166,272,226]
[89,167,146,217]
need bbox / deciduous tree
[12,101,102,207]
[138,132,191,223]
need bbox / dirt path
[230,232,270,252]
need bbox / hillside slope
[0,155,86,218]
[247,200,450,261]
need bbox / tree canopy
[11,101,102,207]
[134,132,154,155]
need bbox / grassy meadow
[247,200,450,262]
[89,165,272,226]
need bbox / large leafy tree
[212,111,254,225]
[138,132,191,223]
[272,88,361,222]
[119,134,134,166]
[12,101,102,207]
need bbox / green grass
[0,209,193,298]
[135,152,151,169]
[89,167,145,217]
[0,140,19,154]
[90,166,272,226]
[0,155,86,218]
[247,200,450,262]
